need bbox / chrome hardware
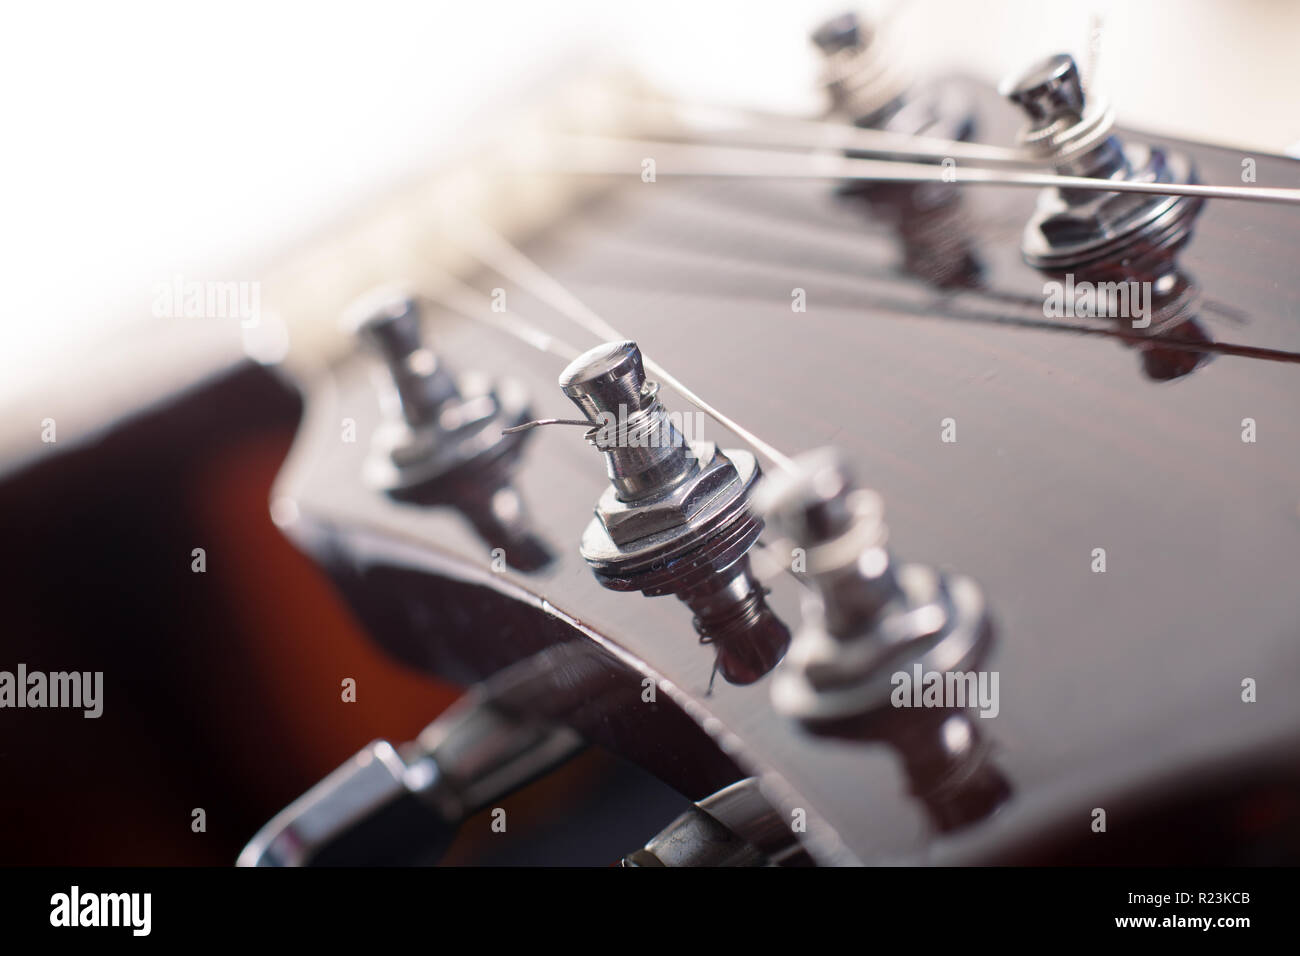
[812,9,974,143]
[238,648,590,866]
[1000,53,1203,272]
[237,699,581,867]
[622,778,811,867]
[812,10,982,288]
[559,340,789,684]
[756,448,1009,831]
[348,289,532,495]
[758,448,990,724]
[349,288,551,569]
[812,10,913,130]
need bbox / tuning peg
[999,52,1203,272]
[810,9,910,130]
[756,448,990,723]
[559,340,698,501]
[810,10,866,56]
[810,9,973,142]
[1000,52,1126,180]
[560,340,789,683]
[559,339,647,420]
[1000,52,1086,124]
[756,448,1010,830]
[345,288,550,570]
[346,288,530,492]
[348,291,463,429]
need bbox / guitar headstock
[247,9,1300,866]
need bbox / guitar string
[535,136,1300,207]
[419,265,816,590]
[416,274,585,362]
[574,202,1260,332]
[596,172,1262,327]
[600,95,1037,166]
[428,239,813,590]
[459,221,799,473]
[576,224,1300,368]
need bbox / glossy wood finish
[276,81,1300,864]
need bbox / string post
[560,340,700,502]
[559,340,791,684]
[1000,52,1203,273]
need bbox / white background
[3,0,1297,401]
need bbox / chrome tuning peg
[811,10,984,288]
[757,447,992,724]
[1000,52,1203,277]
[811,9,974,143]
[558,340,789,684]
[1001,53,1210,376]
[756,448,1009,832]
[347,288,551,570]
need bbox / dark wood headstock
[267,71,1300,866]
